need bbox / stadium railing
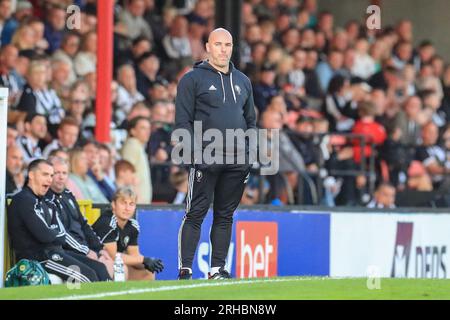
[150,131,377,205]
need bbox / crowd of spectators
[4,0,450,208]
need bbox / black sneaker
[208,267,232,280]
[178,268,192,280]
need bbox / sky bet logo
[391,222,414,278]
[236,222,278,278]
[391,222,447,278]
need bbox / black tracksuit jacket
[175,60,257,163]
[46,189,103,255]
[7,186,66,261]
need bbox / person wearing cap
[252,62,279,113]
[175,28,256,280]
[16,113,47,165]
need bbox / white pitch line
[45,277,328,300]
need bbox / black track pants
[178,164,250,270]
[42,250,111,283]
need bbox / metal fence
[150,130,379,205]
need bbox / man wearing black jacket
[7,159,109,283]
[46,156,114,278]
[175,28,257,280]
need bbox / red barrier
[95,0,114,143]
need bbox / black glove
[143,257,164,273]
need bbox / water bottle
[114,253,125,282]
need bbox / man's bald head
[208,28,233,44]
[206,28,233,71]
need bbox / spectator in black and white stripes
[16,60,64,137]
[15,112,47,165]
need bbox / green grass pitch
[0,277,449,300]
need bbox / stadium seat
[77,200,101,225]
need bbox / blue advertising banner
[138,209,330,280]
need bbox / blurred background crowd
[4,0,450,208]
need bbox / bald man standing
[175,28,256,280]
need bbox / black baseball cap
[18,49,37,60]
[261,62,276,72]
[83,3,97,16]
[136,51,157,65]
[151,78,169,88]
[188,15,207,26]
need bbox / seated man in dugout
[92,187,164,280]
[46,155,115,279]
[8,159,111,283]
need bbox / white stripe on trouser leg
[46,262,91,283]
[178,167,195,270]
[186,168,194,213]
[52,260,92,283]
[45,261,90,283]
[177,215,186,270]
[45,263,87,283]
[45,261,91,283]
